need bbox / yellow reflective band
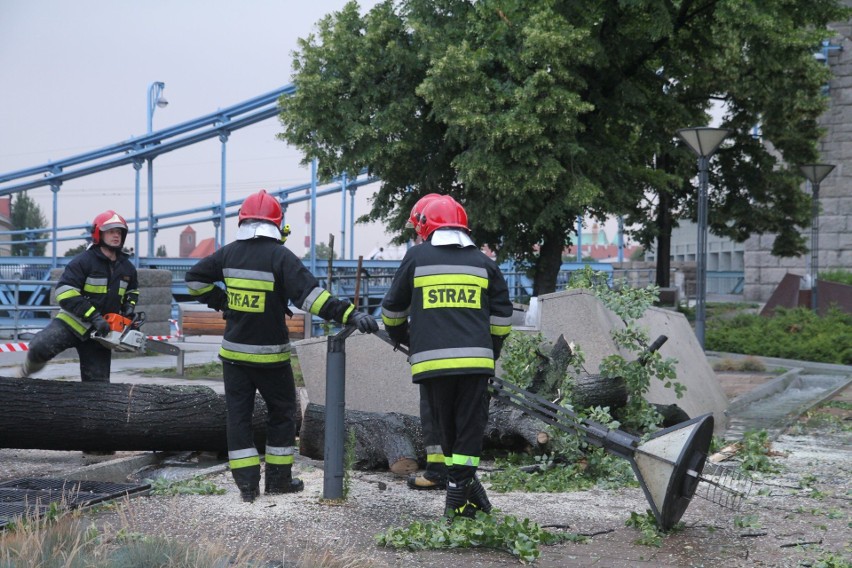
[426,453,445,464]
[227,289,266,313]
[342,304,355,323]
[444,456,452,466]
[188,284,215,296]
[118,288,126,297]
[56,289,81,301]
[411,357,494,375]
[83,306,96,318]
[451,454,480,467]
[382,314,408,326]
[490,324,512,336]
[82,284,107,294]
[224,277,275,291]
[422,284,481,309]
[229,455,261,469]
[56,313,88,335]
[219,347,291,364]
[414,274,488,289]
[265,454,295,465]
[308,290,331,315]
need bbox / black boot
[265,464,304,495]
[467,476,492,514]
[237,482,260,503]
[443,479,476,521]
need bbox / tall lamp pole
[677,127,731,349]
[799,163,835,313]
[146,82,168,258]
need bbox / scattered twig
[740,532,768,538]
[780,539,823,548]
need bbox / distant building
[0,197,12,256]
[179,225,215,258]
[565,223,640,262]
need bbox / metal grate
[0,478,151,529]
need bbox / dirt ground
[1,397,848,568]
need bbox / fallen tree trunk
[0,377,269,452]
[483,398,550,453]
[299,402,421,476]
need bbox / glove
[348,311,378,334]
[90,314,111,337]
[121,303,135,318]
[207,291,228,312]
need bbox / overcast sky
[0,0,399,259]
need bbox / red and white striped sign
[0,343,29,353]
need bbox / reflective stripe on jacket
[185,235,356,367]
[381,238,513,382]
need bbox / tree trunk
[483,399,551,453]
[0,377,268,452]
[299,402,421,475]
[655,156,674,288]
[532,228,565,296]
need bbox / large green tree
[279,0,848,294]
[11,192,48,256]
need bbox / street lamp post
[799,163,835,313]
[146,82,168,258]
[677,127,731,349]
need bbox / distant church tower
[180,226,197,258]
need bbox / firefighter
[17,210,139,384]
[403,193,448,491]
[185,189,378,503]
[382,195,513,520]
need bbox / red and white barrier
[0,343,29,353]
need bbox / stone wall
[744,15,852,302]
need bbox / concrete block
[294,333,419,416]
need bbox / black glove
[121,303,135,318]
[90,314,111,337]
[207,291,228,312]
[348,311,378,334]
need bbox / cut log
[483,398,550,453]
[0,377,269,452]
[299,402,421,475]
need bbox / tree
[11,191,48,256]
[64,243,88,257]
[156,244,168,257]
[279,0,849,294]
[303,241,338,261]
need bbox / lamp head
[156,96,168,109]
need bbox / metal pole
[133,161,143,267]
[349,187,356,259]
[50,182,60,267]
[147,158,155,257]
[340,173,347,260]
[310,158,318,275]
[576,215,583,262]
[617,216,624,263]
[146,81,166,258]
[323,325,355,499]
[219,131,229,247]
[810,181,820,313]
[695,156,709,349]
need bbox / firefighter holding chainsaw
[381,194,513,521]
[17,211,139,382]
[185,189,378,503]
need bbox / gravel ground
[2,419,849,568]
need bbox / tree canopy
[279,0,849,294]
[11,192,48,256]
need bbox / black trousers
[422,374,490,484]
[223,361,298,487]
[420,383,448,480]
[27,319,112,382]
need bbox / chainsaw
[92,312,180,356]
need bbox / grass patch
[712,356,767,372]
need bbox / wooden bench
[179,306,307,340]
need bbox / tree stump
[0,377,268,452]
[299,402,422,475]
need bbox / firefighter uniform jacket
[54,246,139,338]
[185,236,356,366]
[381,235,513,382]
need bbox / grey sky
[0,0,395,259]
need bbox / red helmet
[238,189,283,227]
[420,195,468,239]
[407,193,441,240]
[91,210,128,246]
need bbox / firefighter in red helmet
[402,193,449,491]
[18,210,139,391]
[186,189,378,503]
[382,194,513,520]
